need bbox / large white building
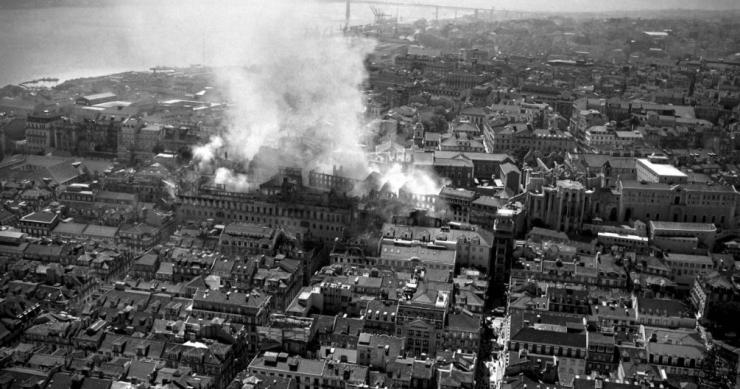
[636,158,688,184]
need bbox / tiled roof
[511,327,587,348]
[447,312,480,332]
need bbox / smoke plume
[185,1,375,188]
[122,0,445,197]
[214,167,252,192]
[377,164,445,195]
[192,136,224,170]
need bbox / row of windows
[670,261,710,269]
[184,200,344,222]
[643,212,724,224]
[599,237,648,246]
[332,256,372,265]
[649,353,697,368]
[625,191,732,204]
[511,342,584,358]
[380,258,452,271]
[182,208,343,233]
[221,240,266,248]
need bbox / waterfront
[4,0,737,87]
[0,2,469,86]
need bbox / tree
[430,114,448,133]
[422,114,448,133]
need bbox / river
[0,0,736,86]
[0,2,471,86]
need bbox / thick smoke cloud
[380,164,444,195]
[123,0,444,196]
[192,136,223,170]
[214,167,251,192]
[187,1,375,188]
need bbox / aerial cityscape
[0,0,739,388]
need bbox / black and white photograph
[0,0,739,388]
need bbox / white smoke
[192,135,224,170]
[183,0,375,188]
[120,0,444,197]
[214,167,252,192]
[377,163,443,195]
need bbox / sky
[404,0,740,12]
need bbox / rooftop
[439,187,476,199]
[249,353,325,377]
[527,227,569,242]
[381,223,492,247]
[663,252,712,265]
[598,232,648,243]
[500,162,520,176]
[649,221,717,233]
[647,341,704,361]
[20,211,57,224]
[637,297,691,317]
[80,92,116,101]
[556,180,584,190]
[53,223,87,235]
[447,312,481,332]
[96,191,137,203]
[223,223,275,238]
[379,244,456,267]
[0,230,25,241]
[621,180,735,193]
[83,225,119,238]
[699,271,734,290]
[434,151,512,163]
[471,195,502,208]
[577,154,635,170]
[637,159,688,178]
[135,253,159,267]
[643,326,704,348]
[193,289,270,309]
[511,327,587,348]
[615,131,643,139]
[434,157,474,168]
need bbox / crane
[370,6,390,25]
